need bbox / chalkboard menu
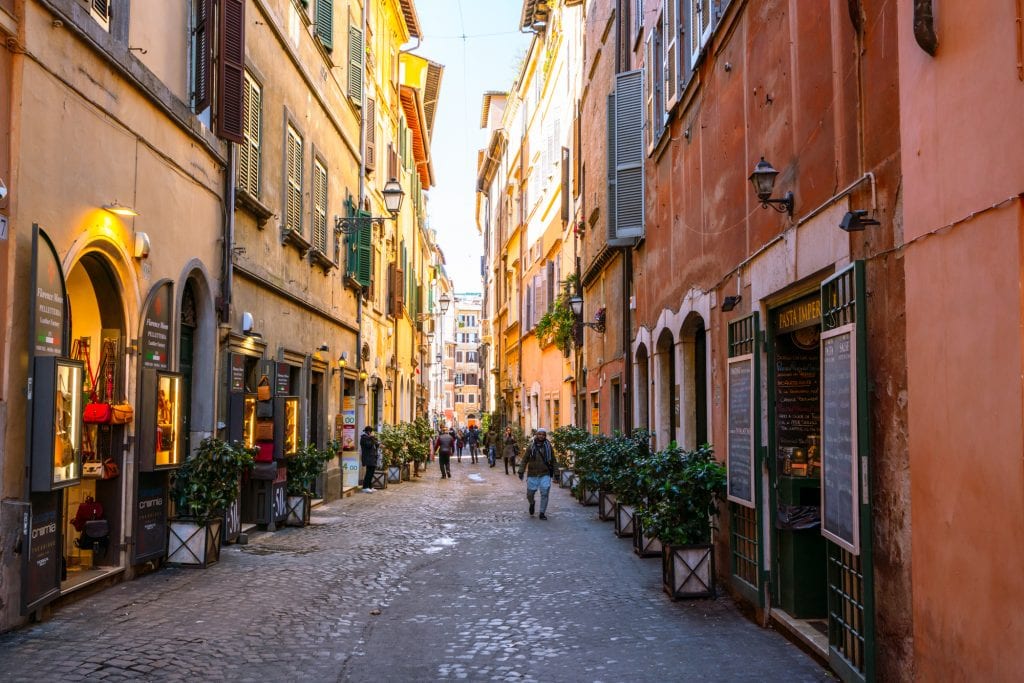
[775,342,820,452]
[820,324,859,553]
[727,356,755,507]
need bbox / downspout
[356,0,368,430]
[622,247,633,433]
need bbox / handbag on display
[158,425,174,451]
[83,460,103,478]
[256,400,273,419]
[102,457,120,479]
[75,519,110,554]
[256,375,272,401]
[255,419,274,442]
[255,441,275,463]
[83,399,112,424]
[251,461,277,480]
[110,401,134,425]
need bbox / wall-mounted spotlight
[103,200,139,217]
[839,209,880,232]
[748,157,794,217]
[242,311,261,337]
[721,295,742,312]
[133,232,151,259]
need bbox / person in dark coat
[434,429,456,479]
[502,427,519,475]
[360,426,379,493]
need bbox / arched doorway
[634,343,650,432]
[654,329,677,448]
[679,313,708,449]
[65,251,128,583]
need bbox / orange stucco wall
[900,1,1024,677]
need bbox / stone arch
[654,328,677,448]
[678,311,709,450]
[634,342,651,433]
[177,260,218,444]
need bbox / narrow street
[0,462,827,682]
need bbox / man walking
[360,426,378,493]
[468,426,480,464]
[434,428,455,479]
[518,428,555,520]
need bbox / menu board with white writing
[141,281,172,370]
[727,355,755,507]
[133,473,167,563]
[820,324,859,553]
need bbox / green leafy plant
[172,438,255,523]
[534,293,577,354]
[406,418,433,464]
[551,425,589,469]
[377,424,407,467]
[634,443,726,546]
[286,441,336,497]
[603,430,654,505]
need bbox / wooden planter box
[598,491,617,521]
[285,495,311,527]
[167,518,223,568]
[662,543,715,599]
[371,469,388,490]
[577,484,599,506]
[559,469,575,489]
[614,502,635,538]
[633,518,663,557]
[387,465,403,483]
[403,462,414,481]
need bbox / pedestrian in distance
[468,426,480,463]
[486,426,498,467]
[456,429,465,462]
[502,426,519,475]
[360,426,379,493]
[434,428,455,479]
[518,427,555,519]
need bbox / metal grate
[821,267,857,331]
[828,545,866,674]
[728,314,756,356]
[730,502,759,588]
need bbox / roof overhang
[400,85,434,187]
[480,91,507,129]
[399,0,422,39]
[520,0,550,30]
[476,129,508,192]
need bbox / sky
[409,0,531,294]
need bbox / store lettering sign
[141,281,172,370]
[31,225,67,357]
[24,493,61,612]
[230,354,245,393]
[133,475,168,563]
[775,295,821,335]
[276,363,291,395]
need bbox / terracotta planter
[167,518,223,568]
[285,494,311,527]
[614,502,635,538]
[662,543,715,599]
[598,491,617,521]
[633,518,662,557]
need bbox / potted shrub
[552,425,587,488]
[602,430,652,541]
[378,424,406,485]
[635,443,726,599]
[407,417,433,477]
[571,433,603,506]
[285,442,335,526]
[169,438,254,567]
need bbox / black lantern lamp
[749,157,794,216]
[568,293,605,333]
[438,293,451,313]
[335,178,405,234]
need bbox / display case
[274,396,300,461]
[138,368,184,471]
[31,356,85,491]
[227,393,258,448]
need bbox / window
[456,351,464,362]
[467,352,478,363]
[238,71,261,198]
[365,98,376,172]
[663,0,680,109]
[284,125,303,233]
[311,158,328,253]
[634,0,644,45]
[348,23,363,103]
[645,19,665,151]
[315,0,333,51]
[192,0,213,116]
[610,70,645,243]
[82,0,111,29]
[689,0,713,67]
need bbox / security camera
[0,178,7,201]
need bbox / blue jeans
[526,475,552,514]
[487,446,496,466]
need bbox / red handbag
[83,400,112,424]
[255,442,274,463]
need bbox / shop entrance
[768,292,828,637]
[64,252,127,588]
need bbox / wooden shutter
[645,30,656,152]
[572,108,581,197]
[606,93,620,245]
[194,0,213,111]
[348,24,363,104]
[546,260,556,312]
[387,263,397,315]
[395,267,405,314]
[92,0,110,19]
[561,147,570,222]
[614,70,645,242]
[355,210,372,287]
[285,126,303,233]
[664,0,679,109]
[238,72,261,197]
[312,159,328,253]
[365,98,376,172]
[216,0,246,144]
[315,0,333,51]
[690,0,712,66]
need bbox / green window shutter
[613,69,644,242]
[348,25,363,103]
[355,210,372,287]
[316,0,333,51]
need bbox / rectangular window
[284,125,303,233]
[689,0,713,67]
[611,378,622,434]
[237,71,261,198]
[664,0,680,109]
[456,351,463,362]
[311,158,328,253]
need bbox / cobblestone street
[0,461,830,682]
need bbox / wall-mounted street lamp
[103,200,139,217]
[334,178,404,234]
[749,157,794,217]
[438,293,451,313]
[568,294,606,333]
[839,209,880,232]
[358,370,368,380]
[337,352,348,369]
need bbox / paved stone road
[0,460,831,682]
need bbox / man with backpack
[517,428,556,520]
[434,428,455,479]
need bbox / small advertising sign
[140,281,172,370]
[23,493,61,613]
[30,225,67,357]
[133,473,168,563]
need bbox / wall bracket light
[103,201,139,217]
[568,294,606,333]
[839,209,880,232]
[334,178,404,234]
[748,158,794,217]
[721,295,742,312]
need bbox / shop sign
[23,493,61,613]
[229,353,245,393]
[141,281,173,370]
[820,324,859,554]
[774,294,821,335]
[276,362,291,395]
[727,355,755,507]
[590,406,600,435]
[133,474,168,563]
[30,225,68,357]
[340,396,359,487]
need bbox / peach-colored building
[899,1,1024,678]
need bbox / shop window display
[31,356,85,491]
[156,374,183,467]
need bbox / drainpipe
[355,0,369,434]
[622,247,633,433]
